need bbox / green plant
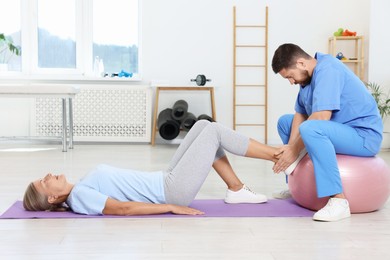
[0,33,21,63]
[365,81,390,119]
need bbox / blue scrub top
[294,53,383,153]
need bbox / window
[1,0,140,79]
[93,0,139,76]
[0,0,21,71]
[37,0,76,69]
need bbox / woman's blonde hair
[23,182,68,212]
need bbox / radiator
[32,85,152,142]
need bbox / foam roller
[158,108,180,140]
[171,100,188,121]
[197,114,214,122]
[181,112,197,131]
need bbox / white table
[0,84,80,152]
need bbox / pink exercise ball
[288,154,390,213]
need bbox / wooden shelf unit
[328,36,364,80]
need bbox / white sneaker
[284,148,308,175]
[313,198,351,222]
[224,185,267,204]
[272,189,292,199]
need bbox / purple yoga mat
[0,199,313,219]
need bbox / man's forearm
[288,113,307,151]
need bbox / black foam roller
[158,108,180,140]
[181,112,197,131]
[197,114,215,122]
[171,100,188,121]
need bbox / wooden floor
[0,142,389,259]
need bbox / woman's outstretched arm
[102,198,204,216]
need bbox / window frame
[14,0,141,81]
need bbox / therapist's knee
[277,114,294,140]
[277,114,294,128]
[299,120,323,140]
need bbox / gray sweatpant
[163,120,250,206]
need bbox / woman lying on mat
[23,120,280,216]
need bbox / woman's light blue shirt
[66,164,165,215]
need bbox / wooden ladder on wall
[233,6,268,143]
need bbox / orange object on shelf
[342,29,357,36]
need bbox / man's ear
[48,195,58,204]
[296,58,307,69]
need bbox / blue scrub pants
[278,114,375,198]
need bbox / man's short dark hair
[271,43,311,73]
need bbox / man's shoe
[284,149,308,175]
[224,185,267,204]
[272,189,292,199]
[313,198,351,222]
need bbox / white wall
[369,0,390,130]
[0,0,374,144]
[368,0,389,85]
[142,0,371,144]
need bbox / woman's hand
[103,198,205,216]
[169,204,205,215]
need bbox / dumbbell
[191,74,211,86]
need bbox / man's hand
[272,145,300,174]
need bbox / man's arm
[288,110,331,148]
[102,198,204,216]
[288,112,308,147]
[309,110,332,120]
[273,111,331,173]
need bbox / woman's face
[32,173,69,197]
